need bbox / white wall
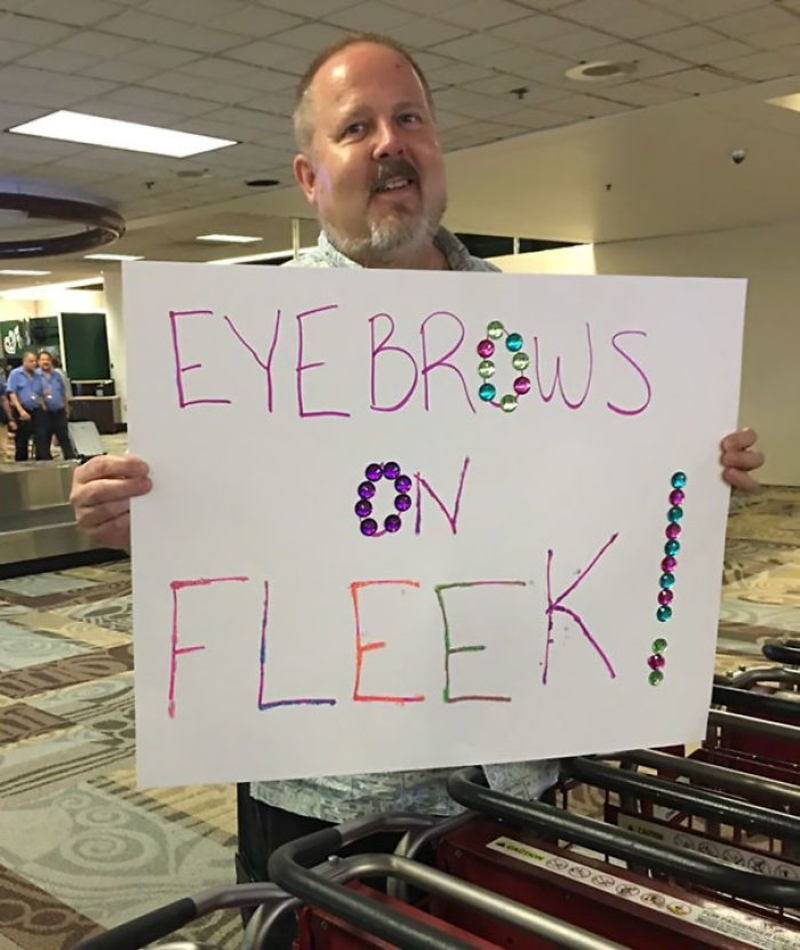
[492,220,800,486]
[103,267,126,421]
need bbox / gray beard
[324,204,445,267]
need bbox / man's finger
[721,428,757,453]
[72,475,151,509]
[73,454,149,484]
[723,467,759,493]
[78,499,132,529]
[720,448,764,473]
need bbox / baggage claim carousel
[0,462,111,577]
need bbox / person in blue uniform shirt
[6,351,46,461]
[37,350,74,460]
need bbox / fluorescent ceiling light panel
[9,110,237,158]
[207,247,314,265]
[196,233,262,244]
[0,268,51,275]
[766,93,800,113]
[0,276,101,299]
[85,253,143,261]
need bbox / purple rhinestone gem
[395,475,412,493]
[395,493,412,512]
[670,489,685,506]
[355,499,373,518]
[384,514,402,533]
[358,481,376,500]
[365,463,383,481]
[383,461,401,480]
[661,555,677,572]
[658,589,674,606]
[514,376,531,396]
[648,653,666,671]
[477,339,494,359]
[360,518,378,536]
[666,523,682,540]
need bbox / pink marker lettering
[258,582,336,709]
[169,576,249,718]
[607,330,652,417]
[224,310,282,413]
[296,304,350,418]
[543,535,618,685]
[169,310,232,408]
[420,311,475,413]
[369,312,419,412]
[534,322,593,409]
[415,456,470,535]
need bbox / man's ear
[293,153,317,205]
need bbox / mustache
[371,158,420,192]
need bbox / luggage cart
[435,766,800,949]
[73,813,627,950]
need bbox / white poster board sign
[124,262,745,787]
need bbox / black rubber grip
[73,898,198,950]
[763,638,800,667]
[712,683,800,719]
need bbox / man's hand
[19,409,30,422]
[721,428,763,493]
[69,454,151,552]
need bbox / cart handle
[711,683,800,719]
[73,899,199,950]
[447,767,800,908]
[763,638,800,667]
[579,753,800,830]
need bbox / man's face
[294,43,447,263]
[22,353,37,372]
[38,353,52,372]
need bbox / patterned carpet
[0,486,797,949]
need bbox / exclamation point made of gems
[477,320,531,414]
[649,470,687,686]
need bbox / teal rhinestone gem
[659,573,675,589]
[671,472,687,489]
[668,506,684,523]
[664,539,680,556]
[506,332,523,352]
[657,605,673,622]
[500,394,518,413]
[478,359,496,379]
[512,351,530,371]
[486,320,505,339]
[649,671,664,686]
[479,382,496,402]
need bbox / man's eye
[400,113,422,124]
[342,122,365,138]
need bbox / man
[70,32,764,940]
[0,372,15,462]
[7,351,46,461]
[37,350,74,460]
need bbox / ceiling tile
[644,0,765,19]
[647,65,751,92]
[491,103,575,129]
[226,38,311,68]
[240,91,295,116]
[463,75,566,104]
[432,87,512,119]
[0,38,36,63]
[542,92,632,117]
[0,133,90,161]
[0,65,117,101]
[200,105,291,132]
[427,108,471,130]
[387,20,470,49]
[605,81,689,106]
[509,0,575,7]
[437,0,531,30]
[411,51,456,72]
[749,24,800,50]
[99,10,241,52]
[81,58,161,82]
[141,71,260,106]
[476,46,570,81]
[254,0,360,15]
[427,61,495,85]
[535,26,622,57]
[140,0,248,22]
[0,12,74,44]
[709,5,798,38]
[383,0,464,12]
[490,14,573,45]
[18,0,120,26]
[679,38,755,64]
[641,24,725,53]
[325,1,417,31]
[605,7,691,39]
[101,84,218,116]
[208,6,305,36]
[17,48,102,73]
[73,97,185,127]
[178,57,296,91]
[719,48,800,80]
[52,30,142,58]
[118,43,202,68]
[268,22,350,52]
[429,32,513,60]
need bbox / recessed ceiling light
[196,233,262,244]
[85,253,143,261]
[0,276,101,299]
[9,110,237,158]
[565,61,637,82]
[0,268,51,276]
[766,93,800,113]
[207,247,315,265]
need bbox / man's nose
[373,119,405,159]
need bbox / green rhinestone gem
[649,671,664,687]
[479,382,496,402]
[668,506,684,523]
[505,332,523,352]
[512,351,530,371]
[478,359,496,379]
[671,472,687,489]
[486,320,505,340]
[652,638,668,653]
[657,605,673,622]
[659,573,675,589]
[500,394,518,413]
[665,539,681,556]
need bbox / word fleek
[168,305,653,418]
[167,531,619,719]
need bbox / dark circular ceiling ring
[0,192,126,259]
